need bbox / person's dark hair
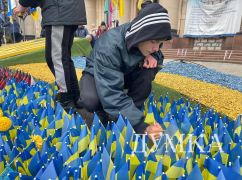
[126,3,171,51]
[101,21,106,26]
[141,0,153,9]
[115,20,119,27]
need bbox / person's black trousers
[11,32,23,43]
[79,66,158,125]
[45,25,80,100]
[0,31,3,46]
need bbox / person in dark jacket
[96,21,107,38]
[13,0,87,112]
[0,16,4,46]
[141,0,153,8]
[85,34,96,48]
[9,19,23,43]
[79,3,171,137]
[75,25,89,38]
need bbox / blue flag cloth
[28,151,42,176]
[7,0,13,19]
[87,151,101,177]
[186,163,203,180]
[0,166,14,180]
[0,0,4,11]
[204,158,241,180]
[116,160,130,179]
[89,161,105,180]
[101,147,113,179]
[39,161,58,179]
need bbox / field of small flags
[0,66,241,179]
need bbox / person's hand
[13,4,28,16]
[145,123,163,141]
[143,55,158,68]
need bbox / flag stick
[34,19,37,39]
[22,18,25,41]
[116,0,118,23]
[3,27,7,44]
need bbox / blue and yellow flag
[87,151,101,178]
[144,103,156,125]
[92,113,107,146]
[166,158,186,179]
[30,8,38,21]
[118,0,124,17]
[116,114,126,137]
[116,160,130,179]
[89,160,105,180]
[28,150,42,176]
[203,158,241,180]
[39,161,58,179]
[133,162,145,179]
[186,163,203,180]
[137,0,143,10]
[88,126,98,156]
[145,160,160,180]
[7,0,15,23]
[101,147,114,179]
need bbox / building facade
[1,0,242,50]
[80,0,187,37]
[2,0,185,38]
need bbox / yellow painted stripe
[0,39,45,59]
[0,38,80,60]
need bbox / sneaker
[74,98,83,109]
[57,92,76,113]
[75,108,94,128]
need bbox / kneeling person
[79,3,171,136]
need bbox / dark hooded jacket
[84,3,171,133]
[19,0,87,26]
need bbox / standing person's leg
[45,26,55,75]
[0,31,2,46]
[10,33,14,43]
[45,25,75,111]
[15,32,23,43]
[124,67,158,109]
[66,25,82,107]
